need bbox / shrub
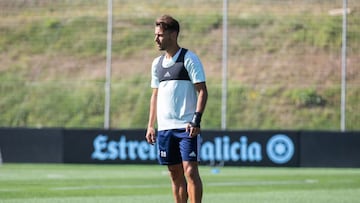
[286,88,326,107]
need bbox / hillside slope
[0,0,359,130]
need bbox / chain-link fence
[0,0,359,130]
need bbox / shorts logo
[189,151,197,157]
[160,150,167,158]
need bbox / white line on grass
[208,179,318,186]
[50,179,318,191]
[0,189,21,192]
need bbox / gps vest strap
[156,48,190,82]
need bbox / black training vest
[156,48,190,82]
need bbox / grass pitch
[0,164,359,203]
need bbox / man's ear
[170,31,178,40]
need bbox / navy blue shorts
[157,129,201,165]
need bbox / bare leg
[168,163,188,203]
[183,161,203,203]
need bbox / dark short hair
[155,15,180,34]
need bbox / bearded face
[154,27,176,51]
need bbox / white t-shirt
[151,48,206,131]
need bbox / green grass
[0,164,359,203]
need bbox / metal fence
[0,0,359,130]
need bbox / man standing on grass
[145,15,208,203]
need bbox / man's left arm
[194,82,208,114]
[187,82,208,137]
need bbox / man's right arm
[146,88,158,144]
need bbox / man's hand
[145,127,156,145]
[186,123,200,137]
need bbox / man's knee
[168,164,185,181]
[183,162,200,181]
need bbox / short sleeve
[184,51,206,84]
[150,56,161,88]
